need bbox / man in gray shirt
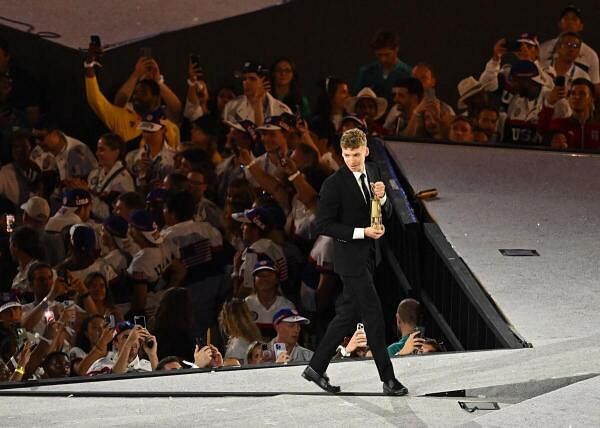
[270,308,313,364]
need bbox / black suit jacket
[315,162,392,276]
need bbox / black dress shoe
[302,366,341,393]
[383,379,408,396]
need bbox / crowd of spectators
[0,4,597,382]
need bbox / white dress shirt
[350,169,387,239]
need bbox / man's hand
[493,38,507,61]
[346,329,368,353]
[237,148,253,167]
[551,133,568,149]
[194,345,213,368]
[69,275,87,296]
[208,345,223,368]
[143,58,161,82]
[547,84,567,106]
[133,57,153,79]
[137,156,152,178]
[364,226,385,239]
[48,277,68,301]
[280,155,299,176]
[140,329,158,357]
[371,181,386,199]
[96,324,114,351]
[398,331,423,356]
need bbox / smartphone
[90,35,101,48]
[274,342,286,360]
[554,76,566,87]
[6,214,15,233]
[44,309,55,324]
[142,143,150,158]
[458,401,500,412]
[139,47,153,58]
[57,267,70,287]
[499,249,539,257]
[105,314,116,329]
[134,315,146,329]
[424,87,436,100]
[356,323,364,331]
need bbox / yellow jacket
[85,75,180,149]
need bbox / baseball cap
[128,209,163,244]
[236,61,269,77]
[252,256,277,275]
[62,189,91,208]
[21,196,50,221]
[138,106,167,132]
[509,60,546,85]
[341,113,368,132]
[273,308,310,326]
[560,5,582,19]
[114,320,135,337]
[232,205,286,231]
[102,215,129,239]
[515,33,540,47]
[256,115,287,131]
[0,292,21,314]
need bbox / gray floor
[0,1,282,49]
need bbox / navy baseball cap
[560,5,582,19]
[69,224,96,252]
[0,292,21,314]
[129,209,163,244]
[273,308,310,326]
[252,256,277,275]
[62,189,91,208]
[256,115,288,131]
[515,32,540,47]
[232,205,286,231]
[103,215,129,239]
[139,106,167,132]
[114,320,135,337]
[238,61,269,76]
[509,60,545,85]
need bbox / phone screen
[134,315,146,329]
[6,214,15,233]
[274,342,286,359]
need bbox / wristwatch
[336,345,351,358]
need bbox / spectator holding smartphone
[542,32,591,91]
[223,61,291,127]
[87,321,157,375]
[387,299,441,357]
[269,308,313,364]
[70,314,114,375]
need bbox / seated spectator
[152,287,194,362]
[245,341,265,365]
[87,133,135,219]
[539,5,599,94]
[125,107,177,190]
[113,55,182,122]
[244,257,295,339]
[161,190,223,283]
[311,76,350,143]
[232,206,289,296]
[473,106,500,143]
[39,351,71,379]
[223,61,291,126]
[354,30,412,103]
[222,179,256,252]
[0,132,42,207]
[345,88,388,136]
[448,117,475,143]
[126,210,174,317]
[114,191,145,222]
[538,78,600,150]
[20,196,64,267]
[383,78,423,135]
[270,58,311,118]
[45,189,92,234]
[187,169,223,230]
[543,32,591,91]
[100,214,137,270]
[219,299,263,365]
[335,326,371,359]
[269,308,313,364]
[84,44,180,150]
[156,356,183,371]
[404,85,454,139]
[70,314,114,375]
[9,226,45,297]
[387,299,442,357]
[456,76,489,117]
[87,321,157,375]
[83,272,123,320]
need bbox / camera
[274,342,286,360]
[356,323,364,331]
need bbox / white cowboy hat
[345,87,388,120]
[457,76,484,110]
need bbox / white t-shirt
[244,294,296,330]
[87,351,152,375]
[127,245,173,284]
[161,220,222,268]
[68,258,118,284]
[87,161,135,219]
[125,142,176,186]
[239,238,288,290]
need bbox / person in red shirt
[538,78,600,150]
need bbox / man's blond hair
[340,128,367,149]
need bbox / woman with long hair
[152,287,195,361]
[70,314,113,375]
[310,76,350,146]
[219,299,263,365]
[270,58,311,118]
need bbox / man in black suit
[301,129,408,396]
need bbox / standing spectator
[354,30,412,103]
[0,132,41,207]
[269,308,313,364]
[87,321,157,375]
[114,192,146,222]
[45,189,92,234]
[411,63,456,116]
[311,77,350,143]
[125,107,177,190]
[9,227,45,296]
[383,78,423,135]
[187,169,223,231]
[219,299,263,365]
[244,257,295,339]
[187,116,222,166]
[87,133,135,220]
[538,78,600,150]
[84,44,180,150]
[152,287,195,362]
[543,32,591,90]
[539,5,599,95]
[223,61,291,126]
[270,58,311,118]
[344,88,388,136]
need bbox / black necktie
[360,173,371,205]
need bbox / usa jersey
[127,245,174,284]
[161,220,222,268]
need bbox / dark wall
[1,0,599,144]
